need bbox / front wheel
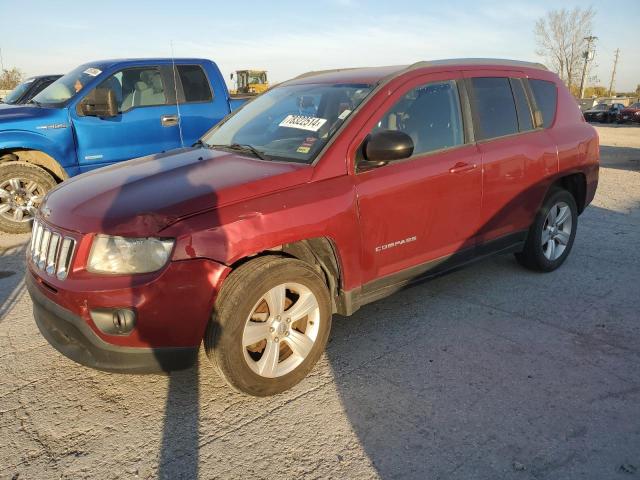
[0,161,57,234]
[515,188,578,272]
[205,256,332,396]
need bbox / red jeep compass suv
[27,59,599,396]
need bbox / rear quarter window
[529,79,557,128]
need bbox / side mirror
[359,130,414,170]
[77,87,118,118]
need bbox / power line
[608,48,620,97]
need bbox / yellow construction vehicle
[230,70,269,95]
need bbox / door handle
[160,115,179,127]
[449,161,477,174]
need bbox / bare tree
[0,67,23,90]
[534,7,596,90]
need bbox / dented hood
[43,147,311,236]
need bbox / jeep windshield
[202,83,373,163]
[31,64,103,106]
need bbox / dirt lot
[0,125,639,479]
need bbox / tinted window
[470,77,518,140]
[529,79,557,128]
[178,65,212,102]
[510,78,534,132]
[372,80,464,156]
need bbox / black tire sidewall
[207,258,332,396]
[528,189,578,272]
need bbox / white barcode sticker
[279,114,327,132]
[83,68,102,77]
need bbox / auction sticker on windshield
[279,115,327,132]
[83,68,102,77]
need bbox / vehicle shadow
[324,200,640,479]
[598,145,640,172]
[97,146,225,479]
[0,241,28,322]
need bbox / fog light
[90,308,137,335]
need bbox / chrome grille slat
[30,220,76,280]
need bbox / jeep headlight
[87,235,174,274]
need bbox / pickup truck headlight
[87,235,174,274]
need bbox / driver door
[72,66,181,172]
[354,72,482,287]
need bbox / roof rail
[292,67,368,80]
[406,58,548,71]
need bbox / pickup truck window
[202,83,373,163]
[101,67,167,111]
[371,80,463,157]
[32,64,103,106]
[177,65,212,102]
[470,77,519,140]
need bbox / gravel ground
[0,125,639,479]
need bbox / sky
[1,0,638,91]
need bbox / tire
[0,161,57,234]
[515,188,578,272]
[205,256,332,396]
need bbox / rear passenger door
[355,72,482,285]
[174,64,231,145]
[465,72,558,248]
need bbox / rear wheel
[0,161,56,234]
[515,188,577,272]
[205,256,332,396]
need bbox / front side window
[32,64,104,106]
[529,79,557,128]
[177,65,212,103]
[202,83,373,163]
[470,77,519,140]
[116,68,167,111]
[371,80,464,156]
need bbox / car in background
[617,102,640,124]
[583,103,625,123]
[0,75,62,105]
[0,58,246,233]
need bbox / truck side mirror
[77,87,118,118]
[359,130,414,171]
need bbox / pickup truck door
[354,72,482,287]
[173,63,231,145]
[71,65,181,171]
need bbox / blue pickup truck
[0,58,246,233]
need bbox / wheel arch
[553,172,587,214]
[0,148,68,183]
[230,237,346,315]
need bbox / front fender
[0,129,77,175]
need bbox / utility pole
[608,48,620,97]
[579,35,598,99]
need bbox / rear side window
[177,65,213,103]
[372,80,464,156]
[529,79,557,128]
[470,77,518,140]
[510,79,534,132]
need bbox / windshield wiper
[29,99,42,107]
[210,143,267,161]
[192,139,208,148]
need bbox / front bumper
[27,273,198,373]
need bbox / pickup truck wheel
[205,256,332,396]
[515,188,577,272]
[0,161,56,234]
